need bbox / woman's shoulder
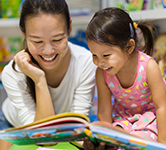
[68,42,96,73]
[2,60,17,74]
[2,60,14,75]
[1,59,26,83]
[68,42,92,58]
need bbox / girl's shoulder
[138,50,152,60]
[138,50,152,66]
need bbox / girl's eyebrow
[29,33,65,39]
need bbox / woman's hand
[14,50,45,84]
[83,137,118,150]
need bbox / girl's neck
[116,50,138,88]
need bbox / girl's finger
[96,142,105,150]
[83,137,95,150]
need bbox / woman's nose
[43,43,54,54]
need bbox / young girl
[0,0,96,149]
[84,7,166,149]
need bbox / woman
[0,0,96,149]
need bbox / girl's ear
[127,39,135,54]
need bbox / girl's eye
[93,54,97,57]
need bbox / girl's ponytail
[137,21,156,56]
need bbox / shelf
[72,9,166,23]
[0,9,166,28]
[72,9,166,24]
[129,9,166,21]
[0,18,21,37]
[70,15,94,35]
[0,15,92,27]
[72,14,93,25]
[0,9,166,36]
[0,15,93,37]
[0,18,19,27]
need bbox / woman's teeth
[42,55,56,61]
[103,67,109,70]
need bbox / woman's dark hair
[12,0,70,101]
[86,7,154,56]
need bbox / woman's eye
[52,39,62,42]
[103,54,110,57]
[34,41,42,44]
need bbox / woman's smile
[40,54,59,62]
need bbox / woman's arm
[2,60,36,125]
[14,50,55,122]
[147,59,166,144]
[69,51,96,116]
[96,67,113,123]
[34,76,55,121]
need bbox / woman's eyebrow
[53,33,65,37]
[29,33,65,39]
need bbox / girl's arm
[96,67,113,123]
[14,50,55,122]
[147,59,166,144]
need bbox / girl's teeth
[103,67,112,70]
[42,55,56,61]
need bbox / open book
[0,112,166,150]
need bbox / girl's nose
[98,59,105,68]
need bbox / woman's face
[23,13,71,71]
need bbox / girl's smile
[104,67,113,72]
[87,40,128,75]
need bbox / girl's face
[87,40,128,75]
[23,13,71,71]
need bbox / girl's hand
[83,137,118,150]
[157,138,166,145]
[14,50,45,84]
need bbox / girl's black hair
[12,0,70,101]
[86,7,154,56]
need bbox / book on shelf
[0,112,166,150]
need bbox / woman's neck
[45,47,71,88]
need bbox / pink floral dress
[104,51,161,141]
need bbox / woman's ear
[68,18,72,36]
[127,39,135,54]
[20,27,26,38]
[21,31,26,39]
